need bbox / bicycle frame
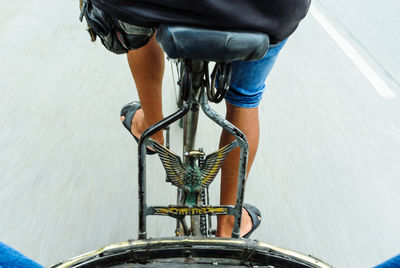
[136,59,249,239]
[181,60,203,236]
[60,13,335,267]
[49,54,333,268]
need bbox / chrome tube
[199,91,249,238]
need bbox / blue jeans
[0,242,43,268]
[375,254,400,268]
[225,39,287,108]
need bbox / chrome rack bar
[137,105,190,240]
[199,91,249,238]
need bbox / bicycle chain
[200,188,207,236]
[198,149,208,236]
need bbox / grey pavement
[1,1,400,267]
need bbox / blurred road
[1,1,400,267]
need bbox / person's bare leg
[120,35,165,144]
[216,102,260,237]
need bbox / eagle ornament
[152,141,238,206]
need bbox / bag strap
[79,0,97,42]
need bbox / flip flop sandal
[242,203,262,239]
[120,101,157,155]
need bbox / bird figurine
[152,140,238,206]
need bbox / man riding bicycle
[81,0,311,239]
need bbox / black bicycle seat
[156,24,269,62]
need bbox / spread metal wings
[152,140,238,190]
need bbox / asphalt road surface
[1,1,400,267]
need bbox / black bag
[90,0,311,44]
[80,0,155,54]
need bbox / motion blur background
[1,0,400,267]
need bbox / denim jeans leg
[224,39,287,108]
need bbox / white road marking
[310,5,396,98]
